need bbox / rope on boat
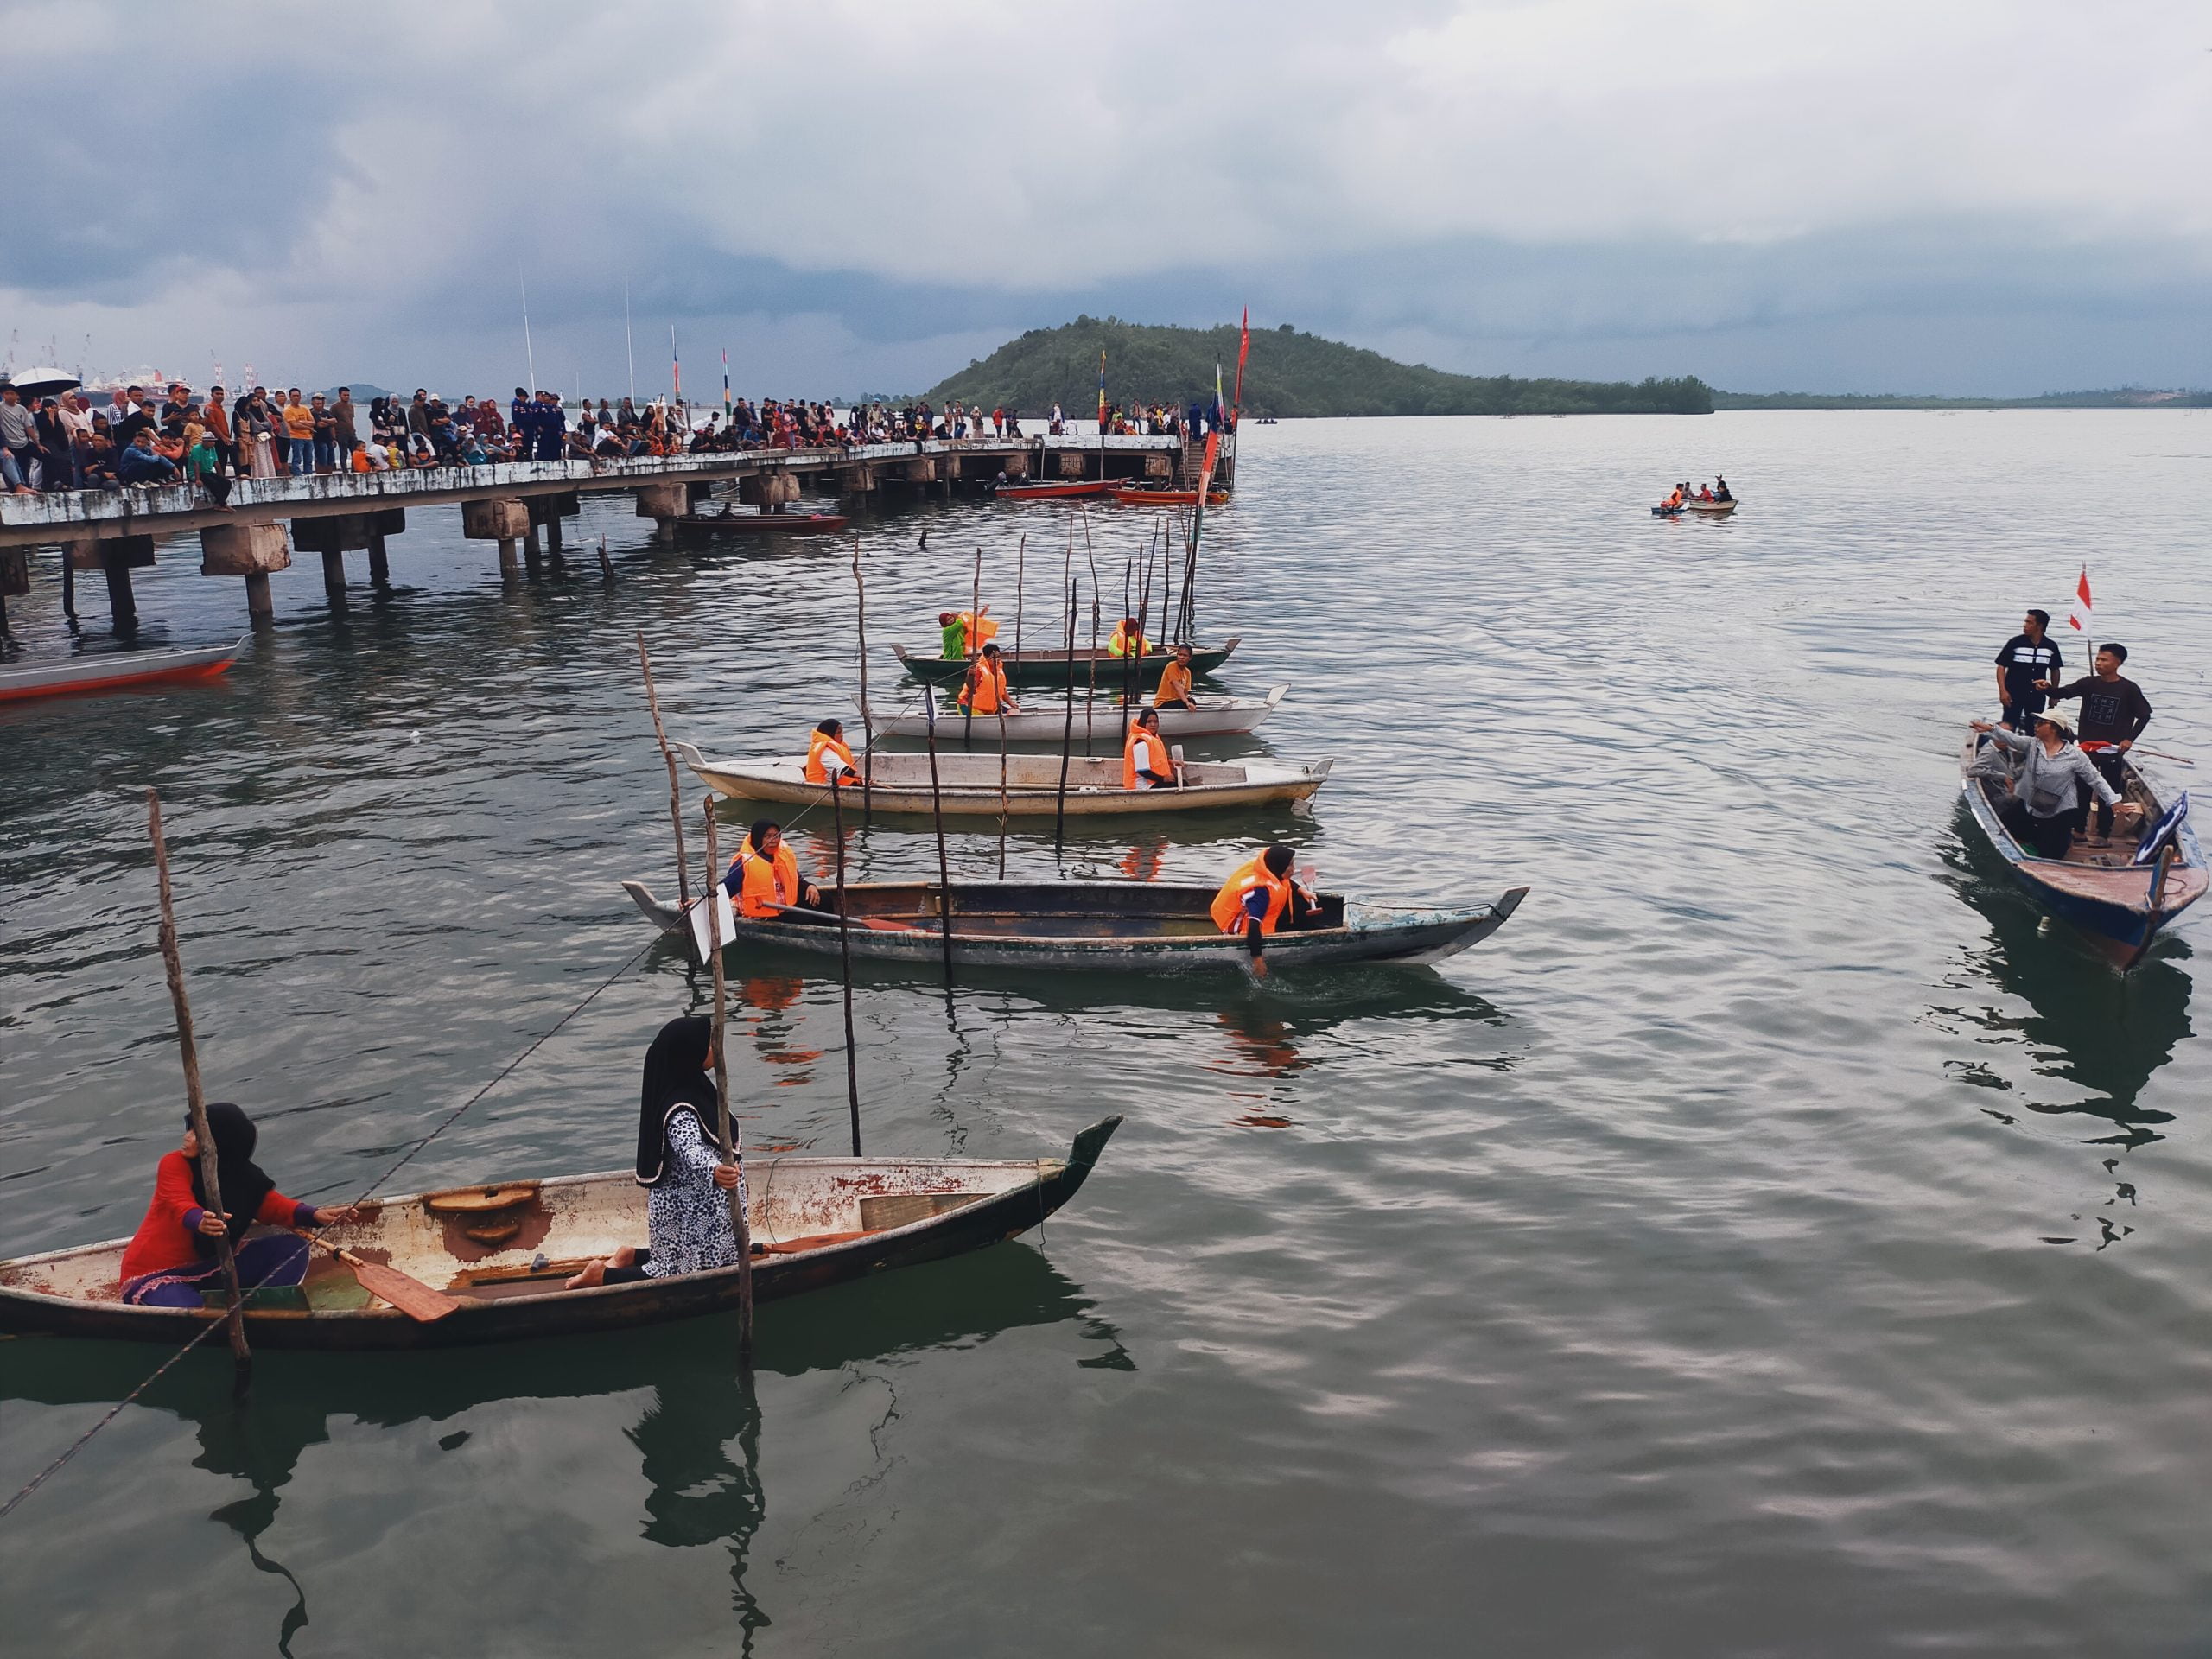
[0,931,668,1526]
[0,1318,226,1522]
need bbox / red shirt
[118,1148,310,1284]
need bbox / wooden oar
[702,800,758,1363]
[303,1233,458,1322]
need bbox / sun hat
[2028,705,2074,734]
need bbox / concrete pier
[0,432,1224,625]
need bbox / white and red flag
[2066,567,2094,635]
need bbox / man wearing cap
[1969,705,2137,859]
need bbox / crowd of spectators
[0,378,1223,512]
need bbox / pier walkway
[0,433,1217,629]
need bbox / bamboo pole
[1084,582,1101,754]
[920,683,957,987]
[700,801,755,1363]
[963,545,982,751]
[146,789,251,1393]
[1121,557,1137,709]
[851,539,873,823]
[637,632,691,908]
[830,778,862,1157]
[1013,534,1027,657]
[1054,583,1078,852]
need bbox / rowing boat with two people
[895,638,1242,688]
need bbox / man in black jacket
[2038,642,2153,845]
[1993,610,2063,731]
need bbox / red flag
[1232,306,1249,420]
[2067,566,2093,632]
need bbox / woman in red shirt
[118,1102,356,1306]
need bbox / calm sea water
[3,412,2209,1656]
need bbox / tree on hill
[922,317,1712,417]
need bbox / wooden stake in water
[852,538,874,823]
[920,683,957,987]
[700,800,755,1363]
[1055,582,1078,852]
[637,632,691,909]
[830,777,863,1156]
[147,789,251,1394]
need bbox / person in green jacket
[185,429,232,509]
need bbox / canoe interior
[804,752,1287,790]
[795,880,1351,936]
[0,1155,1052,1313]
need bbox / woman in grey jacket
[1970,707,2136,858]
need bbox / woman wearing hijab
[568,1015,745,1288]
[117,1103,358,1306]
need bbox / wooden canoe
[1110,487,1228,506]
[864,685,1288,741]
[626,877,1529,975]
[1681,499,1737,515]
[1958,732,2206,969]
[896,637,1241,687]
[0,637,245,703]
[675,510,850,536]
[994,480,1110,499]
[0,1119,1120,1351]
[672,740,1332,817]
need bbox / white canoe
[864,685,1288,742]
[671,740,1332,817]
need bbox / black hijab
[188,1101,277,1249]
[635,1016,719,1185]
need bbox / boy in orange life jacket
[1154,643,1199,710]
[722,821,823,918]
[958,644,1019,715]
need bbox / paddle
[303,1233,458,1322]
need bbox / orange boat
[1111,486,1229,506]
[0,637,245,703]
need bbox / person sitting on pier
[958,644,1019,716]
[1107,616,1152,659]
[118,1102,359,1306]
[117,428,179,486]
[1154,643,1201,711]
[1209,845,1322,944]
[725,819,823,918]
[1122,709,1179,790]
[2037,642,2154,846]
[805,720,864,787]
[566,1016,749,1289]
[1968,707,2137,858]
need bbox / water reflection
[1937,822,2192,1144]
[3,1244,1120,1652]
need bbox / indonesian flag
[1233,306,1249,418]
[2067,566,2093,633]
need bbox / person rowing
[804,718,863,787]
[723,819,823,918]
[1969,705,2140,859]
[1122,709,1179,790]
[567,1016,753,1288]
[1209,845,1324,969]
[117,1102,359,1306]
[1153,642,1201,711]
[957,643,1019,716]
[1107,615,1152,658]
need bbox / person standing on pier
[333,387,358,459]
[533,391,567,461]
[280,390,316,475]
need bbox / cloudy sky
[3,0,2205,398]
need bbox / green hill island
[922,318,1713,418]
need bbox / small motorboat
[0,637,246,704]
[895,638,1241,688]
[624,877,1529,976]
[671,740,1332,817]
[1109,486,1229,506]
[1650,503,1683,518]
[0,1121,1120,1349]
[864,685,1287,742]
[1958,730,2206,968]
[994,480,1110,500]
[675,510,850,537]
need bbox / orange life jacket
[1155,660,1194,705]
[804,731,858,785]
[728,842,800,918]
[1108,623,1151,659]
[1209,855,1293,935]
[1664,488,1683,508]
[958,661,1010,715]
[1122,725,1172,789]
[957,610,999,652]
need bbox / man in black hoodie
[2038,642,2153,845]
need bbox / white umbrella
[5,366,82,399]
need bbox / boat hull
[676,512,849,536]
[995,480,1109,499]
[672,741,1331,817]
[866,686,1287,741]
[626,878,1529,974]
[897,637,1241,687]
[1958,734,2207,967]
[0,1122,1119,1351]
[1110,488,1227,505]
[0,638,245,703]
[1681,499,1737,515]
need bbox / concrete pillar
[321,549,347,609]
[367,533,391,586]
[545,515,563,555]
[67,537,155,632]
[463,498,531,578]
[200,523,293,629]
[498,537,521,576]
[104,559,137,630]
[636,481,687,544]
